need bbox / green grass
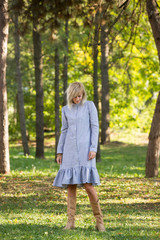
[0,132,160,240]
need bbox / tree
[10,0,45,158]
[14,12,30,156]
[93,8,101,161]
[146,0,160,61]
[145,0,160,177]
[0,0,10,174]
[100,2,124,144]
[99,0,142,144]
[146,91,160,177]
[100,6,110,144]
[93,9,100,113]
[32,2,44,159]
[54,46,60,158]
[63,18,69,106]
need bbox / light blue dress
[53,100,100,188]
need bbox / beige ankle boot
[64,196,76,230]
[90,199,105,232]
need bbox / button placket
[75,104,80,165]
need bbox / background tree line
[0,0,159,177]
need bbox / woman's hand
[88,151,96,160]
[56,154,62,164]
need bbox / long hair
[66,82,87,108]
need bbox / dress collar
[72,102,81,107]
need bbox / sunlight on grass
[111,128,149,145]
[0,132,160,240]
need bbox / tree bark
[146,92,160,177]
[100,20,110,144]
[63,18,69,106]
[93,9,101,162]
[93,10,99,114]
[14,12,30,156]
[33,16,44,159]
[146,0,160,61]
[145,0,160,177]
[55,47,60,159]
[0,0,10,174]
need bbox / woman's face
[72,92,83,104]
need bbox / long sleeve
[88,101,99,152]
[57,107,68,154]
[53,101,101,188]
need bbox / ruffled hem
[53,166,100,188]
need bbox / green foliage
[6,1,160,140]
[109,10,160,132]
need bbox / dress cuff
[90,147,97,153]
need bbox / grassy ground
[0,131,160,240]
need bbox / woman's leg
[84,183,105,232]
[64,184,77,229]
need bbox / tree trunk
[63,18,69,106]
[146,0,160,61]
[146,92,160,177]
[145,0,160,177]
[0,0,10,174]
[55,47,60,159]
[100,20,110,144]
[93,10,99,116]
[14,12,30,156]
[33,16,44,159]
[93,9,101,162]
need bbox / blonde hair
[66,82,87,108]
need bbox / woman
[53,82,105,231]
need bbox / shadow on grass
[0,223,109,240]
[1,175,160,213]
[1,179,160,239]
[0,191,160,214]
[0,223,159,240]
[0,143,159,239]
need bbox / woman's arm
[88,101,99,153]
[57,107,68,155]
